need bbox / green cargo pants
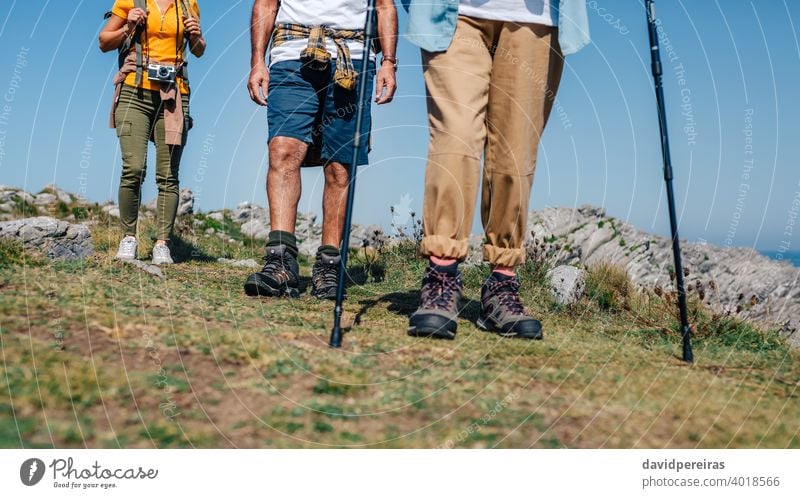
[114,85,189,241]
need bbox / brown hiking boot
[243,244,301,298]
[477,274,543,339]
[310,252,343,300]
[408,266,463,340]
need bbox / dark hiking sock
[317,245,340,258]
[267,230,298,258]
[488,271,514,283]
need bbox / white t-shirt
[459,0,557,26]
[269,0,374,67]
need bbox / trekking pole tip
[329,327,343,348]
[681,325,694,363]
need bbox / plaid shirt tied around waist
[272,22,365,90]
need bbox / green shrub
[0,239,45,268]
[586,262,631,312]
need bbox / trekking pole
[645,0,694,363]
[329,0,378,348]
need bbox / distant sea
[760,250,800,268]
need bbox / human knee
[269,138,305,172]
[324,162,350,190]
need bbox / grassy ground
[0,204,798,449]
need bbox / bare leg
[321,161,350,248]
[267,136,308,233]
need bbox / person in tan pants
[408,9,565,340]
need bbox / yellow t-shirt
[111,0,200,94]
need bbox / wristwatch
[381,55,398,70]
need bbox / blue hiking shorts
[267,58,375,166]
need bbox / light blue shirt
[402,0,590,56]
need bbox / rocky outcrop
[101,203,120,218]
[0,185,36,221]
[177,189,194,216]
[525,206,800,346]
[0,216,93,261]
[241,218,270,240]
[231,201,268,223]
[41,184,74,204]
[142,188,195,216]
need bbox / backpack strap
[177,0,192,85]
[132,0,147,86]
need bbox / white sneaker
[115,235,137,260]
[152,244,174,265]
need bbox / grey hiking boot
[151,244,174,265]
[477,274,543,339]
[311,252,343,300]
[407,266,463,340]
[244,244,300,298]
[115,235,137,261]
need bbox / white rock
[218,258,260,269]
[43,184,73,204]
[232,202,268,223]
[177,188,194,216]
[546,265,587,306]
[122,259,163,278]
[241,219,270,240]
[102,204,120,218]
[33,193,57,206]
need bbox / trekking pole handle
[646,0,663,79]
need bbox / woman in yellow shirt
[99,0,205,264]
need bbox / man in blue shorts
[244,0,397,299]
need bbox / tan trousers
[420,15,564,267]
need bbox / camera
[147,63,177,83]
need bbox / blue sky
[0,1,799,252]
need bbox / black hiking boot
[477,274,542,339]
[407,266,462,340]
[244,244,300,298]
[310,252,343,300]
